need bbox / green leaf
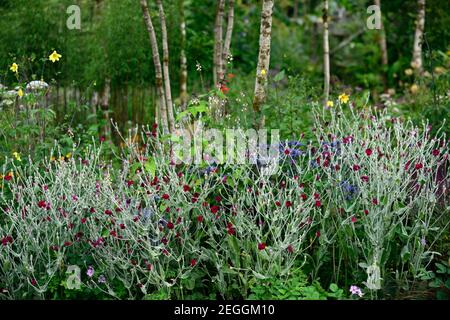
[400,244,411,262]
[144,158,156,178]
[274,70,286,82]
[329,283,339,292]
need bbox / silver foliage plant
[0,106,448,299]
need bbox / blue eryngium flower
[340,180,359,200]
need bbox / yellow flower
[338,93,350,104]
[404,68,413,76]
[7,171,14,177]
[59,156,65,162]
[261,69,267,76]
[447,50,450,56]
[50,156,56,162]
[65,152,72,159]
[12,152,21,162]
[326,100,334,107]
[10,63,18,73]
[18,88,24,98]
[49,50,62,63]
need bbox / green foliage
[248,268,345,300]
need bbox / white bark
[323,0,330,105]
[139,0,169,135]
[179,0,188,110]
[156,0,175,134]
[412,0,426,74]
[213,0,226,87]
[221,0,235,83]
[252,0,274,115]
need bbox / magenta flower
[87,266,95,278]
[349,285,363,297]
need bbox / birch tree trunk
[139,0,169,135]
[156,0,175,134]
[179,0,188,110]
[375,0,389,91]
[322,0,330,105]
[221,0,235,83]
[252,0,274,118]
[213,0,226,87]
[412,0,426,75]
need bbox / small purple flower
[349,285,363,297]
[87,266,94,278]
[421,237,427,246]
[98,275,106,283]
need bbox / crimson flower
[190,259,197,267]
[211,205,219,214]
[353,164,361,171]
[361,175,369,183]
[183,185,191,192]
[258,243,266,250]
[432,149,440,157]
[197,215,204,222]
[365,148,372,156]
[351,216,357,223]
[167,222,174,230]
[38,200,46,208]
[162,193,170,200]
[104,209,112,216]
[415,163,423,170]
[316,231,321,237]
[372,198,378,205]
[315,200,322,207]
[287,245,294,253]
[364,209,369,215]
[300,194,307,201]
[286,201,292,208]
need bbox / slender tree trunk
[213,0,226,87]
[179,0,188,110]
[156,0,175,134]
[323,0,330,105]
[221,0,235,83]
[252,0,274,127]
[140,0,169,135]
[375,0,389,91]
[293,0,299,19]
[412,0,426,75]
